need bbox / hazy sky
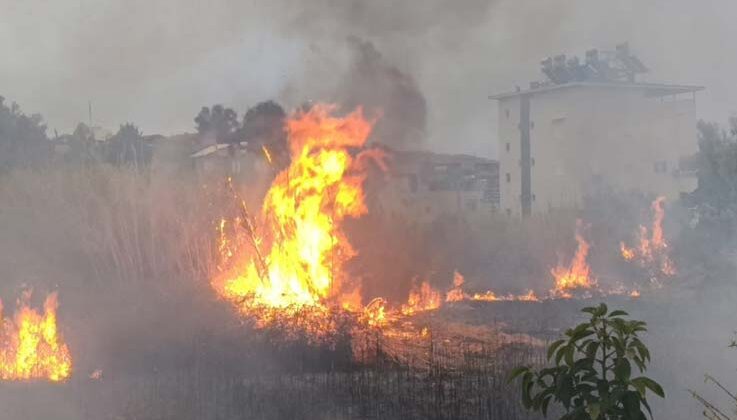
[1,0,735,158]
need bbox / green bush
[509,303,664,419]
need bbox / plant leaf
[508,366,529,383]
[586,402,601,420]
[631,377,665,398]
[623,390,642,418]
[548,339,565,361]
[615,358,632,382]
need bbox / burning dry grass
[0,161,666,375]
[446,271,540,303]
[550,219,596,298]
[0,291,72,382]
[0,163,243,384]
[620,196,677,281]
[0,134,685,418]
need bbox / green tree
[686,119,737,237]
[509,303,664,419]
[241,100,288,167]
[0,95,51,170]
[105,123,151,167]
[693,120,737,209]
[194,104,240,144]
[65,122,101,164]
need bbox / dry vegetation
[3,160,727,419]
[0,162,556,419]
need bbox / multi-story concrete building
[490,45,703,216]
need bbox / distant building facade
[375,148,499,223]
[191,141,271,183]
[491,44,703,216]
[190,142,500,223]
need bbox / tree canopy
[105,123,152,167]
[686,119,737,238]
[194,105,240,144]
[241,100,288,167]
[192,100,290,168]
[0,95,51,170]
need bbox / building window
[506,173,511,183]
[505,142,510,152]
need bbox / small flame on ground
[471,289,540,302]
[362,298,388,328]
[89,369,103,380]
[620,196,676,277]
[401,281,442,316]
[620,242,635,261]
[445,271,466,302]
[0,291,72,382]
[445,271,540,303]
[551,220,595,298]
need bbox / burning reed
[0,291,72,382]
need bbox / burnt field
[1,300,553,420]
[3,288,734,420]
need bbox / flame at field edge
[0,291,73,382]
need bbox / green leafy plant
[509,303,665,419]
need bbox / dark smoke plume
[336,37,427,149]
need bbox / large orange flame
[0,291,72,382]
[213,104,393,338]
[551,220,595,298]
[213,104,564,348]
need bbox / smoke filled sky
[1,0,735,157]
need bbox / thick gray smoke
[336,36,427,149]
[271,0,494,150]
[2,0,737,156]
